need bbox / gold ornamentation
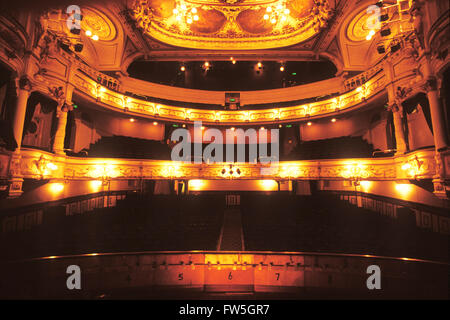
[68,70,386,125]
[132,0,333,50]
[82,7,117,41]
[7,148,436,183]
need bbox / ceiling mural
[131,0,335,50]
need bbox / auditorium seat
[284,136,374,160]
[87,136,171,159]
[241,194,449,262]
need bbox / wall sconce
[401,156,422,178]
[35,156,58,179]
[304,105,311,117]
[273,109,280,120]
[162,165,181,179]
[279,165,300,179]
[123,97,129,110]
[356,85,366,101]
[341,163,370,182]
[332,98,341,111]
[221,164,241,179]
[89,164,120,185]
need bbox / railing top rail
[5,250,448,266]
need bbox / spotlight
[377,45,386,54]
[380,28,391,37]
[59,42,70,51]
[92,35,99,41]
[85,30,92,37]
[379,14,389,22]
[69,27,81,35]
[74,43,83,52]
[391,42,401,53]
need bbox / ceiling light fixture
[263,1,290,25]
[173,1,200,25]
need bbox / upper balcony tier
[40,50,387,125]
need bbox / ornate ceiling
[131,0,335,50]
[37,0,400,73]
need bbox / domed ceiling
[132,0,335,50]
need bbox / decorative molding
[67,69,386,125]
[6,147,437,182]
[132,0,334,50]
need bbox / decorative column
[8,77,32,198]
[388,103,408,154]
[384,60,408,154]
[52,83,74,154]
[421,57,449,198]
[12,77,32,152]
[426,78,448,198]
[423,78,448,151]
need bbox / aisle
[217,208,245,251]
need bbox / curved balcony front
[70,69,386,126]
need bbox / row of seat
[240,194,449,262]
[0,195,224,261]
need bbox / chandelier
[263,1,290,25]
[173,1,200,25]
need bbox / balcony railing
[9,147,436,182]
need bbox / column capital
[421,77,438,93]
[386,102,403,114]
[17,76,33,92]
